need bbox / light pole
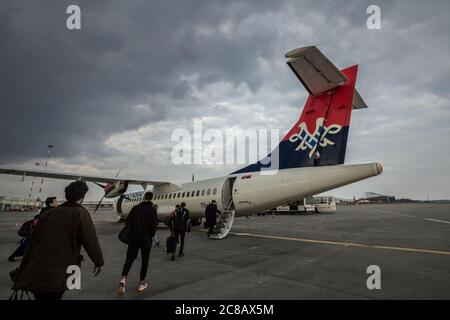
[26,162,40,209]
[37,144,54,201]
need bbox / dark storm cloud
[0,0,285,161]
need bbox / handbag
[118,224,131,244]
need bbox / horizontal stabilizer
[285,46,347,95]
[352,89,368,110]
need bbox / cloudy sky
[1,0,449,201]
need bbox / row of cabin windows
[154,188,217,201]
[126,196,142,203]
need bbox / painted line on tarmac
[231,232,450,256]
[425,218,450,225]
[365,209,416,218]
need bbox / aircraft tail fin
[233,46,367,174]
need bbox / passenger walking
[8,197,58,262]
[11,182,104,300]
[169,202,191,260]
[205,200,221,238]
[118,191,158,295]
[37,197,59,218]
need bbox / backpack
[18,219,35,238]
[172,210,186,231]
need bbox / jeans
[173,230,186,255]
[121,236,152,281]
[9,237,28,259]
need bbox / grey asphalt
[1,203,449,300]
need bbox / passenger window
[169,194,173,199]
[213,188,217,195]
[186,192,190,198]
[196,190,200,197]
[165,194,168,199]
[201,189,205,196]
[207,189,211,196]
[191,191,195,197]
[182,192,185,197]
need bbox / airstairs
[209,208,236,239]
[210,178,236,239]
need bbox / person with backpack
[118,191,158,295]
[7,197,58,262]
[11,182,103,300]
[169,202,191,260]
[205,200,221,238]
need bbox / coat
[12,202,104,292]
[205,204,220,228]
[170,208,191,232]
[125,201,158,240]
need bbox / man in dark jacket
[169,202,191,260]
[8,197,58,262]
[118,191,158,295]
[205,200,221,238]
[12,182,104,300]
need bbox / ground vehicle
[300,197,316,213]
[314,196,337,213]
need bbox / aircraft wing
[0,167,171,187]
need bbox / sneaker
[178,252,184,257]
[138,280,148,292]
[117,278,126,296]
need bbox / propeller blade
[93,182,106,189]
[93,195,105,213]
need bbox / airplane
[0,46,383,239]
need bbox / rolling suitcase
[166,236,177,254]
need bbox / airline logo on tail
[288,118,342,158]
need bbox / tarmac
[0,203,449,300]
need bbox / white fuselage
[114,162,382,221]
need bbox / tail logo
[289,118,342,158]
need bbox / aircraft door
[222,177,236,210]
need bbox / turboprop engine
[104,181,129,198]
[92,181,129,213]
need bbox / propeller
[92,187,131,213]
[92,169,130,213]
